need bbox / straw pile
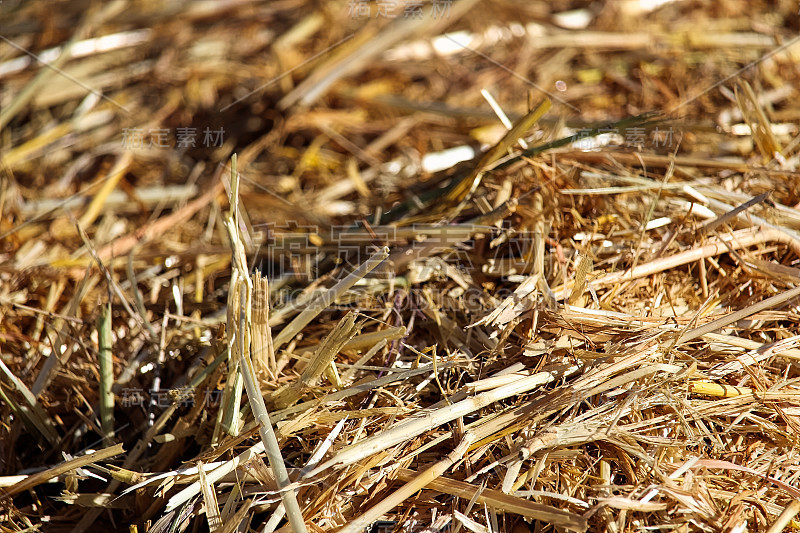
[3,0,800,531]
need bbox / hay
[2,1,800,531]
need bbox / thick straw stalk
[226,155,308,533]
